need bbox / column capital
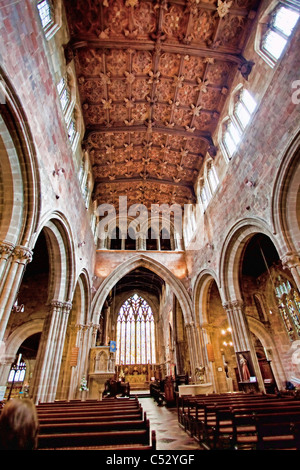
[0,241,14,259]
[62,301,72,314]
[281,252,300,269]
[12,246,33,264]
[223,299,244,311]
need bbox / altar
[126,374,147,385]
[178,383,214,396]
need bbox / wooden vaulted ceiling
[63,0,260,209]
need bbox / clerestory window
[222,88,257,160]
[258,3,299,67]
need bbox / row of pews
[36,396,156,450]
[177,391,300,450]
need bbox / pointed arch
[31,211,76,303]
[271,130,300,254]
[92,254,193,326]
[0,68,40,247]
[193,268,221,327]
[219,217,282,302]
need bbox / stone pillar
[282,253,300,292]
[0,241,14,286]
[47,301,72,401]
[77,324,90,387]
[185,321,200,381]
[223,299,264,391]
[0,246,33,342]
[201,323,217,391]
[68,324,85,400]
[31,300,71,403]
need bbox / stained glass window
[275,276,300,341]
[7,362,26,383]
[116,294,156,365]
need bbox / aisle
[138,397,202,451]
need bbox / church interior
[0,0,300,451]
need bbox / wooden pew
[177,392,300,449]
[203,401,300,449]
[37,396,156,450]
[38,414,149,435]
[38,423,153,450]
[38,411,144,425]
[255,412,300,450]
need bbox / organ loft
[0,0,300,451]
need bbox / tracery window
[275,276,300,341]
[116,294,156,365]
[7,362,26,383]
[261,3,299,65]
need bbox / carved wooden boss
[64,0,259,210]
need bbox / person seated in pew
[0,399,39,450]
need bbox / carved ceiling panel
[64,0,261,208]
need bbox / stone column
[201,323,218,391]
[282,253,300,292]
[185,321,200,380]
[0,246,33,342]
[47,301,72,401]
[68,324,85,400]
[223,299,264,391]
[31,300,71,403]
[0,241,14,286]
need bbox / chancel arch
[93,256,199,386]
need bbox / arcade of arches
[0,0,300,409]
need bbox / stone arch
[247,316,286,389]
[193,268,221,327]
[4,319,44,363]
[70,269,91,325]
[31,211,76,303]
[219,217,282,302]
[92,255,193,327]
[271,130,300,254]
[0,68,40,247]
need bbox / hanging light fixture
[12,299,24,313]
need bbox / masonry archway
[92,255,199,380]
[0,68,40,248]
[193,270,236,393]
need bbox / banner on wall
[70,347,79,366]
[110,341,117,353]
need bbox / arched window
[160,228,172,251]
[37,0,54,30]
[146,227,158,250]
[207,161,219,194]
[7,361,26,383]
[275,275,300,341]
[37,0,61,40]
[260,3,299,66]
[110,226,122,250]
[116,294,156,365]
[222,88,257,160]
[57,76,71,114]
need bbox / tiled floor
[138,396,202,451]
